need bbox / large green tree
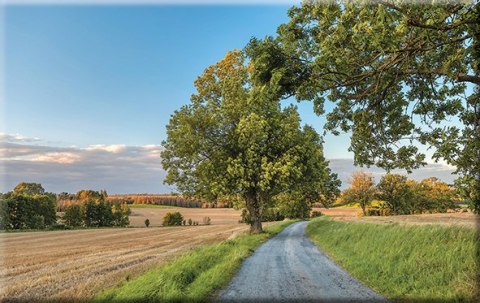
[161,50,339,233]
[247,0,480,212]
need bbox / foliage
[61,196,130,228]
[342,171,376,215]
[13,182,45,196]
[247,1,480,212]
[162,212,184,226]
[376,174,413,215]
[63,204,83,227]
[310,210,323,218]
[0,190,57,230]
[96,220,296,303]
[161,50,339,233]
[144,218,150,228]
[276,193,311,219]
[108,195,204,208]
[76,190,106,201]
[307,218,478,302]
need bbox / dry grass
[316,207,478,227]
[0,208,248,302]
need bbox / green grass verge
[95,220,297,303]
[128,204,178,209]
[307,217,478,302]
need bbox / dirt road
[218,221,387,302]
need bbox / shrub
[202,216,211,225]
[188,218,193,226]
[31,214,45,229]
[63,204,83,227]
[366,208,381,216]
[163,212,184,226]
[311,210,323,218]
[277,194,311,219]
[145,219,150,227]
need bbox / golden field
[0,208,245,302]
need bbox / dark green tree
[63,204,83,227]
[376,174,412,215]
[247,1,480,212]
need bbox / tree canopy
[161,50,339,232]
[246,0,480,212]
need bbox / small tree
[162,212,183,226]
[376,174,413,215]
[419,177,456,213]
[342,171,376,216]
[144,218,150,227]
[63,204,83,227]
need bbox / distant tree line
[0,183,130,230]
[342,172,459,216]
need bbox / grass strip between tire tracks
[95,220,297,303]
[306,217,479,302]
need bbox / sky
[1,2,457,194]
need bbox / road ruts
[218,221,389,303]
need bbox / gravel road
[218,221,388,302]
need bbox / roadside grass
[307,217,479,302]
[95,220,296,302]
[128,204,178,209]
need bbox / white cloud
[0,133,41,143]
[85,144,126,154]
[0,133,459,194]
[33,152,82,164]
[0,134,167,194]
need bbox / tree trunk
[245,193,263,233]
[360,202,367,216]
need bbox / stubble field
[0,208,245,302]
[317,207,478,227]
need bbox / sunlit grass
[307,217,478,302]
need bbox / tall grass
[96,220,295,302]
[307,218,479,302]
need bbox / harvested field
[0,209,248,302]
[316,207,478,227]
[129,207,243,227]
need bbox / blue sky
[1,4,456,193]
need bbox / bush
[145,219,150,227]
[188,218,193,226]
[366,208,381,216]
[63,204,83,227]
[277,195,311,219]
[163,212,184,226]
[311,210,323,218]
[31,214,45,229]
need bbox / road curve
[218,221,388,303]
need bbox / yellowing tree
[342,171,376,216]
